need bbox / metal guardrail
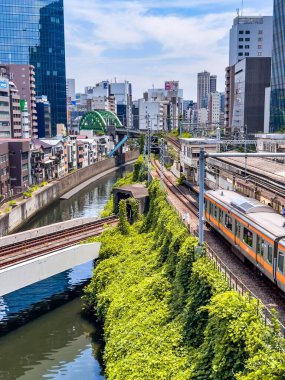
[167,195,285,337]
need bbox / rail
[0,216,118,269]
[159,165,285,337]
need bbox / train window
[209,203,213,216]
[214,206,217,219]
[225,214,232,231]
[278,253,284,273]
[268,245,273,264]
[256,236,264,257]
[243,227,253,247]
[219,210,224,223]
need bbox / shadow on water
[0,298,105,380]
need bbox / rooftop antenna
[236,8,240,17]
[241,0,244,16]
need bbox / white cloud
[64,0,273,99]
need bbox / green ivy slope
[83,176,285,380]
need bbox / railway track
[152,160,285,330]
[167,136,181,150]
[0,216,118,269]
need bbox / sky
[64,0,273,100]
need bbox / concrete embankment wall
[0,151,139,237]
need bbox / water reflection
[0,298,104,380]
[21,167,130,231]
[0,261,94,335]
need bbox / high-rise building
[0,0,67,136]
[36,96,51,138]
[209,92,222,127]
[66,79,76,102]
[225,15,273,134]
[269,0,285,132]
[229,16,273,66]
[197,71,210,110]
[110,82,133,128]
[232,57,271,136]
[210,75,217,93]
[4,64,38,137]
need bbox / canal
[0,165,133,380]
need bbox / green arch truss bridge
[79,110,123,134]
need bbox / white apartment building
[209,92,221,127]
[66,79,76,101]
[197,71,210,110]
[138,99,164,131]
[229,16,273,66]
[197,108,208,125]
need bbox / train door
[234,219,241,246]
[277,250,285,291]
[218,209,224,232]
[256,235,265,271]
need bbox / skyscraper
[270,0,285,132]
[229,16,273,66]
[0,0,67,136]
[197,71,210,110]
[210,75,217,93]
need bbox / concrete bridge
[0,216,118,296]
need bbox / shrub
[8,200,17,206]
[23,191,32,198]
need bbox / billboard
[165,81,179,91]
[20,99,28,112]
[0,81,8,89]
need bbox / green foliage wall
[84,180,285,380]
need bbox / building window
[245,52,249,56]
[258,37,263,42]
[49,48,52,53]
[258,45,262,49]
[258,52,262,56]
[239,38,243,41]
[245,45,250,49]
[245,30,250,34]
[258,30,263,34]
[239,30,244,34]
[239,45,243,49]
[245,38,250,41]
[238,52,243,56]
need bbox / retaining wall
[0,151,139,236]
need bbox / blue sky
[64,0,273,99]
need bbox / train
[204,190,285,292]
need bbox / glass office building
[0,0,67,135]
[270,0,285,131]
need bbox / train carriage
[204,190,285,293]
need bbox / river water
[0,165,132,380]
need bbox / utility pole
[147,114,151,186]
[160,138,165,188]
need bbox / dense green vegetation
[101,155,147,218]
[84,171,285,379]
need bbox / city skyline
[65,0,273,99]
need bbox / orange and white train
[204,190,285,292]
